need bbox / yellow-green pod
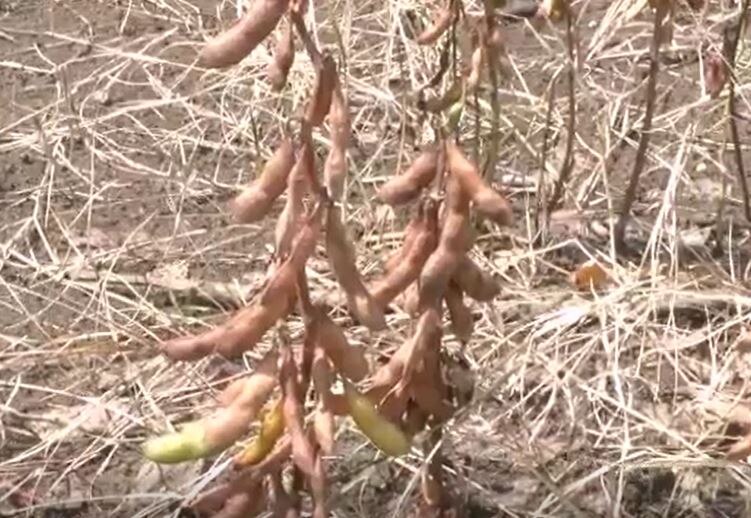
[142,421,215,464]
[343,381,411,457]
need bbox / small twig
[714,148,729,255]
[535,71,559,237]
[547,5,577,214]
[614,2,666,257]
[426,36,453,90]
[450,10,458,83]
[296,269,315,322]
[436,135,448,194]
[330,15,348,89]
[473,87,480,163]
[724,0,751,222]
[481,0,500,179]
[248,96,261,161]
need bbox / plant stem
[547,6,576,213]
[725,0,751,222]
[481,0,500,180]
[535,73,558,237]
[613,3,666,257]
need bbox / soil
[3,1,751,517]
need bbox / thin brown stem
[435,135,448,195]
[547,6,576,214]
[473,88,480,163]
[725,0,751,222]
[419,424,450,512]
[481,0,500,179]
[296,269,314,321]
[614,3,666,257]
[535,73,558,237]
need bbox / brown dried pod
[161,279,295,361]
[452,257,500,302]
[465,45,485,92]
[383,203,426,273]
[280,345,318,478]
[329,394,350,416]
[377,381,411,423]
[323,81,351,199]
[328,79,350,146]
[230,137,296,223]
[377,148,440,206]
[311,306,370,381]
[400,307,442,384]
[446,140,513,226]
[410,339,454,422]
[311,347,336,455]
[399,282,421,316]
[444,281,473,342]
[212,354,279,437]
[310,453,328,518]
[325,206,387,330]
[282,201,324,272]
[218,377,248,407]
[162,210,320,361]
[193,437,291,512]
[199,0,289,69]
[323,145,347,202]
[211,480,266,518]
[306,53,337,127]
[275,132,314,257]
[366,308,442,403]
[416,4,454,45]
[371,199,440,307]
[418,174,472,310]
[313,407,336,456]
[268,20,295,91]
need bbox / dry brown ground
[3,0,751,517]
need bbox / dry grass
[2,0,751,516]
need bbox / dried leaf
[704,50,727,99]
[569,260,608,291]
